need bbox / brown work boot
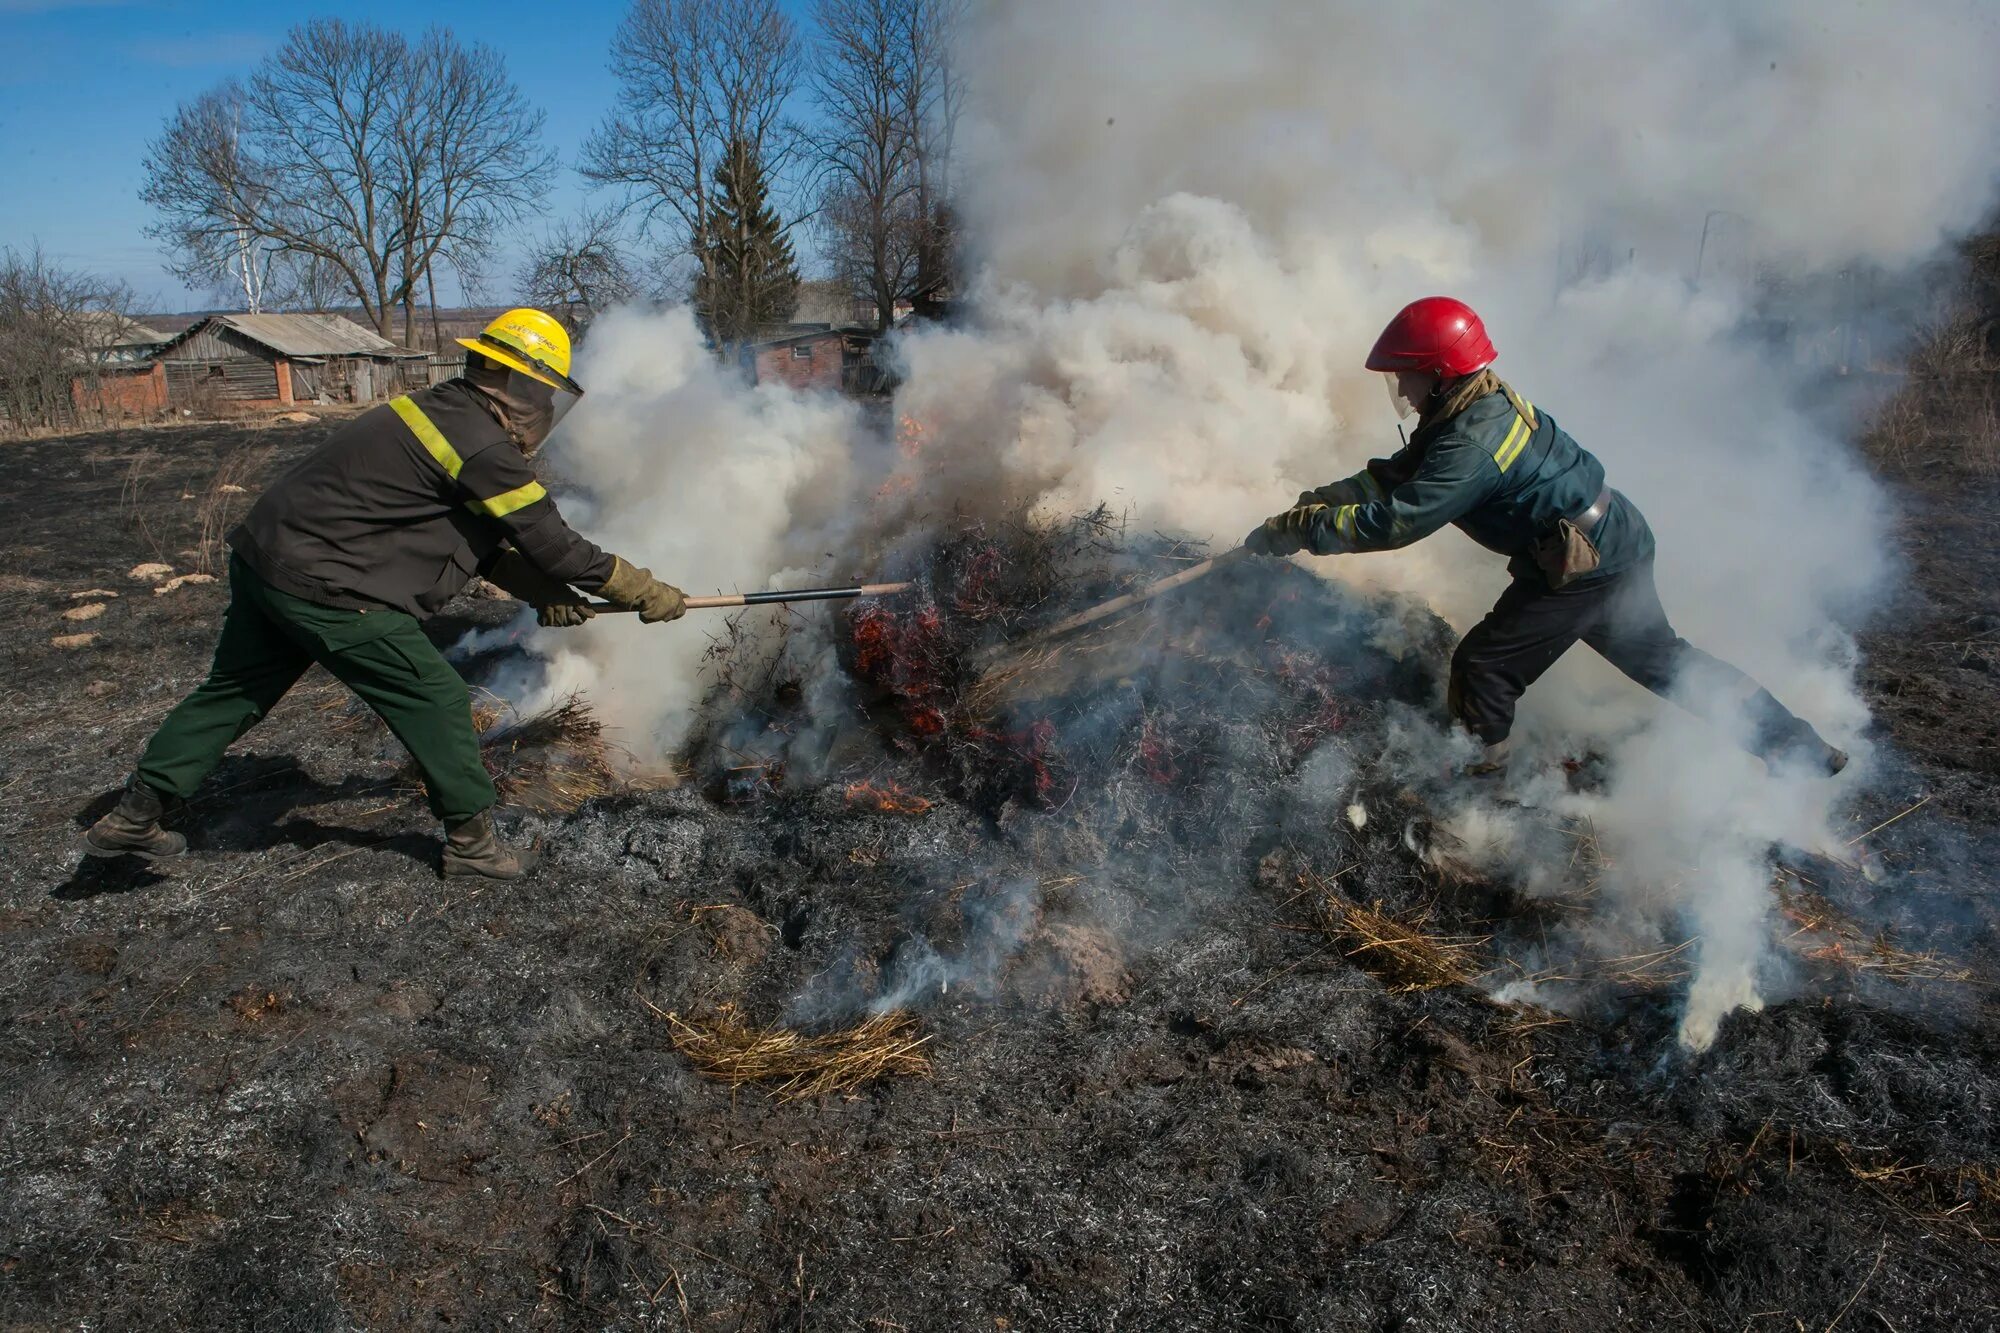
[441,810,539,881]
[1460,738,1512,779]
[84,780,188,861]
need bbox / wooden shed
[158,313,428,410]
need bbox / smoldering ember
[6,3,2000,1330]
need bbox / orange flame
[896,414,929,458]
[844,780,933,815]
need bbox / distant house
[744,325,889,396]
[49,315,173,426]
[157,312,429,409]
[72,313,172,366]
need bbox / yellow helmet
[458,308,584,396]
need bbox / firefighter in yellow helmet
[85,309,683,881]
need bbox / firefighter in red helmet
[1247,297,1846,777]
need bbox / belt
[1571,486,1614,533]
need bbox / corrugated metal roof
[173,312,426,358]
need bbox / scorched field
[1,420,1998,1332]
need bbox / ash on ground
[4,426,1999,1331]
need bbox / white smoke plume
[516,307,861,755]
[530,2,2000,1046]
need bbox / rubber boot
[84,779,188,860]
[441,810,539,881]
[1461,738,1511,779]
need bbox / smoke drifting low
[527,1,2000,1047]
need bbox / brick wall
[753,336,844,391]
[71,362,167,421]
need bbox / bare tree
[519,209,641,334]
[582,0,805,304]
[391,28,554,343]
[811,0,964,330]
[0,246,137,434]
[142,87,285,313]
[142,19,551,337]
[898,0,966,315]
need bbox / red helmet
[1365,297,1497,377]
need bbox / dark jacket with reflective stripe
[228,379,615,618]
[1301,388,1654,585]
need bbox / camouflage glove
[485,550,593,627]
[1245,503,1327,557]
[600,557,688,624]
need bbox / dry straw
[1776,876,1973,985]
[1306,872,1486,992]
[664,1005,933,1100]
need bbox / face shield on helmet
[467,354,580,454]
[1383,371,1423,421]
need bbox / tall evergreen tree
[695,138,800,346]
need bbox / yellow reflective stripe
[390,395,464,479]
[1333,504,1360,542]
[1494,414,1532,472]
[473,480,548,517]
[393,394,548,518]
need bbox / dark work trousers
[1447,560,1819,760]
[135,553,497,824]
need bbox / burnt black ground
[1,422,1997,1332]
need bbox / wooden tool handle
[1018,547,1250,643]
[578,580,913,614]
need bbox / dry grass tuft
[1776,877,1974,985]
[372,690,622,813]
[1306,874,1485,992]
[664,1005,933,1100]
[1861,303,2000,476]
[480,692,617,814]
[193,446,272,572]
[1505,937,1697,994]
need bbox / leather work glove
[600,557,688,624]
[484,550,594,628]
[1245,503,1327,558]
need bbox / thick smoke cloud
[512,307,861,755]
[531,1,2000,1046]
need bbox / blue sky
[0,0,818,312]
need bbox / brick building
[72,361,168,421]
[744,325,888,396]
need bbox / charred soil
[2,423,1998,1331]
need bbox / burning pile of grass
[817,510,1451,818]
[1775,875,1973,985]
[662,1005,933,1100]
[1308,873,1486,992]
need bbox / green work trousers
[136,553,496,824]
